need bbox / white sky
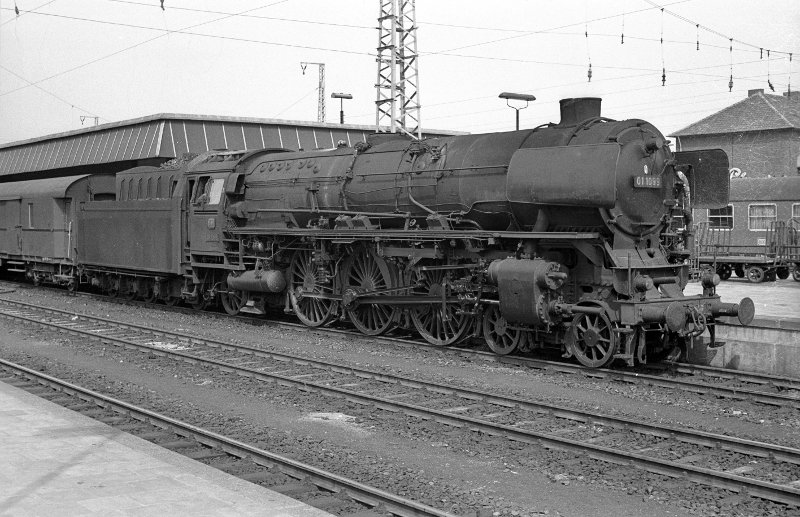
[0,0,798,145]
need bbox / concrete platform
[0,380,334,517]
[684,278,800,376]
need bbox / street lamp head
[331,92,353,99]
[499,92,536,102]
[499,92,535,131]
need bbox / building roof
[0,113,462,180]
[670,91,800,137]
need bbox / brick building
[670,90,800,179]
[672,91,800,265]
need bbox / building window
[792,203,800,221]
[748,203,777,230]
[708,205,733,229]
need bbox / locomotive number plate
[633,176,662,188]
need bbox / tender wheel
[746,266,765,283]
[191,296,208,310]
[734,267,745,278]
[793,266,800,282]
[341,248,399,336]
[570,312,617,368]
[716,264,732,281]
[288,249,336,327]
[163,295,180,306]
[776,267,790,280]
[483,305,525,355]
[409,268,469,346]
[220,278,247,316]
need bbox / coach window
[27,203,34,228]
[748,203,776,231]
[708,205,733,230]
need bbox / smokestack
[559,98,602,126]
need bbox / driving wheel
[288,249,336,327]
[341,248,399,335]
[409,267,469,346]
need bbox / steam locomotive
[0,97,754,367]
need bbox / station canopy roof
[0,113,460,181]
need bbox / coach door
[188,175,226,254]
[0,199,22,254]
[13,200,22,254]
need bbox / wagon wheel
[140,279,156,303]
[483,305,525,355]
[123,279,138,300]
[776,267,790,280]
[288,249,336,327]
[716,264,732,281]
[107,278,120,298]
[341,248,399,335]
[409,268,469,346]
[142,287,157,303]
[220,277,247,316]
[570,312,618,368]
[746,266,764,283]
[793,266,800,282]
[734,267,745,278]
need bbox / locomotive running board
[226,228,602,241]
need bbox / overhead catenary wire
[0,1,797,143]
[0,64,104,120]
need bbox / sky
[0,0,798,145]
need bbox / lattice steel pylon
[375,0,421,139]
[301,61,326,123]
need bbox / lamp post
[499,92,536,130]
[331,92,353,124]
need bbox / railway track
[3,282,799,409]
[1,298,799,507]
[0,358,456,517]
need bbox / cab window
[193,177,225,206]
